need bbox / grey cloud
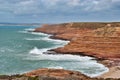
[0,0,120,15]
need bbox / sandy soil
[98,66,120,79]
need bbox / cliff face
[35,22,120,60]
[1,22,119,80]
[24,68,119,80]
[34,22,120,79]
[25,68,89,80]
[0,68,118,80]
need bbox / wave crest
[27,47,93,61]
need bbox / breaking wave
[20,28,109,77]
[25,47,109,77]
[26,47,93,61]
[30,32,51,37]
[47,66,63,69]
[25,37,69,45]
[24,28,35,32]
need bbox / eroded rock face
[1,22,120,80]
[23,68,120,80]
[33,22,120,79]
[34,22,120,60]
[0,68,119,80]
[24,68,89,80]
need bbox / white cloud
[80,0,113,11]
[67,0,80,6]
[13,0,40,14]
[112,0,120,2]
[0,0,119,15]
[41,0,60,7]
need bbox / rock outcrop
[34,22,120,60]
[34,22,120,79]
[0,22,120,80]
[25,68,90,80]
[24,68,119,80]
[0,68,119,80]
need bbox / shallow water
[0,25,108,77]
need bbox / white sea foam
[27,47,93,61]
[19,29,50,36]
[31,32,51,37]
[40,37,69,43]
[47,66,63,69]
[0,47,14,53]
[25,38,42,41]
[25,37,69,46]
[21,29,109,77]
[0,49,5,52]
[18,31,28,33]
[70,62,109,77]
[19,28,34,34]
[25,47,109,77]
[29,47,43,55]
[87,67,109,78]
[24,28,35,32]
[21,29,69,45]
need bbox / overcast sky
[0,0,120,23]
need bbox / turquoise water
[0,25,108,77]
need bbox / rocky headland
[35,22,120,60]
[0,68,118,80]
[0,22,120,80]
[34,22,120,79]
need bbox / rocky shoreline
[35,23,120,59]
[0,69,118,80]
[33,22,120,79]
[0,22,120,80]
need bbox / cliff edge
[35,22,120,60]
[34,22,120,79]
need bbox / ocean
[0,25,108,77]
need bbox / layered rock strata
[34,22,120,79]
[35,22,120,60]
[0,22,120,80]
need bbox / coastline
[0,22,119,80]
[30,31,109,78]
[33,22,120,79]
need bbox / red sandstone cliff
[25,68,90,80]
[34,22,120,60]
[24,68,119,80]
[24,22,120,79]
